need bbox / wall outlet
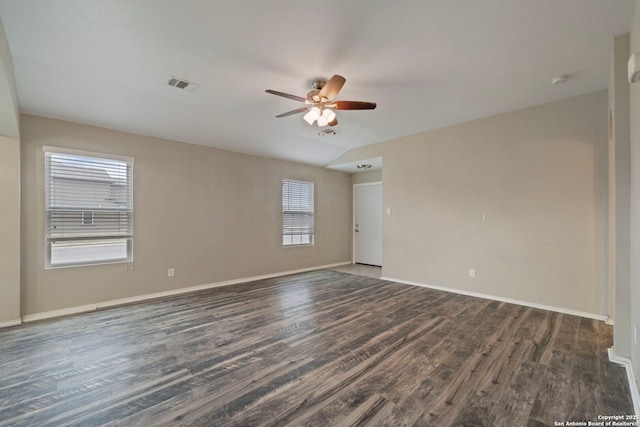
[168,268,175,278]
[469,268,476,278]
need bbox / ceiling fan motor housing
[312,79,327,90]
[307,89,321,103]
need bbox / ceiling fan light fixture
[303,107,321,125]
[266,74,376,127]
[323,108,336,122]
[317,115,329,127]
[303,112,315,125]
[316,108,336,127]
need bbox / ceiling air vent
[166,76,199,92]
[318,129,336,136]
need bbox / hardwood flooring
[330,263,381,279]
[0,270,634,426]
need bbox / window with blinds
[44,147,134,268]
[282,179,314,246]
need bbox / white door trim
[352,181,383,264]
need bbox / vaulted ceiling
[0,1,635,167]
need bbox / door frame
[352,181,383,265]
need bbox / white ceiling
[0,1,635,168]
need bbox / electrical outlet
[168,268,175,278]
[469,268,476,278]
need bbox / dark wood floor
[0,270,634,426]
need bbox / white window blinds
[44,147,134,268]
[282,179,314,246]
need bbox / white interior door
[354,183,382,266]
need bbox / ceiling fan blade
[275,107,309,118]
[328,117,338,127]
[319,75,346,100]
[332,101,377,110]
[265,90,306,103]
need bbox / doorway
[354,182,382,266]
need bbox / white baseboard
[22,261,351,324]
[22,303,99,323]
[380,276,608,322]
[0,319,22,329]
[608,348,640,420]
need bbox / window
[282,179,314,246]
[44,147,134,268]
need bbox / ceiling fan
[265,74,376,127]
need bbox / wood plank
[0,270,633,427]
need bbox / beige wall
[0,18,21,324]
[609,33,632,359]
[0,18,19,138]
[629,0,640,394]
[20,114,352,315]
[352,169,382,185]
[331,91,608,316]
[0,136,21,323]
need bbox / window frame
[282,179,315,247]
[43,146,134,269]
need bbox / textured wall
[628,0,640,396]
[20,115,352,315]
[331,91,608,316]
[0,136,20,323]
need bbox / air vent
[166,76,199,92]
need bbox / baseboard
[22,304,99,323]
[0,319,22,329]
[22,261,351,324]
[380,276,608,322]
[608,348,640,419]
